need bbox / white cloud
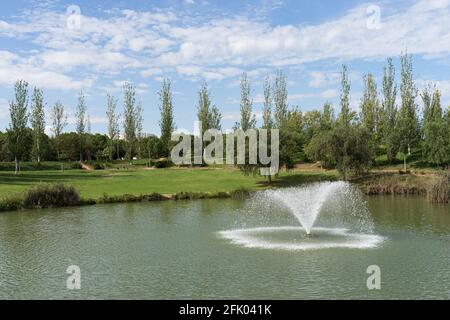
[0,98,9,120]
[309,71,340,88]
[1,0,450,87]
[0,50,93,90]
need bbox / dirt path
[80,162,94,171]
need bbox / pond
[0,182,449,299]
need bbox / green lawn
[0,167,338,200]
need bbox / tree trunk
[117,139,120,160]
[404,154,407,172]
[37,138,40,164]
[15,157,19,175]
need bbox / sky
[1,0,450,135]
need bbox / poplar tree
[380,58,398,163]
[51,101,67,164]
[75,90,87,161]
[106,93,119,161]
[159,78,175,157]
[273,70,288,129]
[397,53,419,171]
[237,73,256,131]
[360,73,380,138]
[30,87,45,163]
[123,82,136,161]
[262,75,273,129]
[7,80,29,175]
[338,65,352,128]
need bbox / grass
[0,166,338,201]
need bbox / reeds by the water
[427,173,449,204]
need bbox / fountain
[218,181,384,250]
[263,182,346,235]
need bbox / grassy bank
[0,166,338,212]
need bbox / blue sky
[1,0,450,135]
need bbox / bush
[70,162,83,170]
[23,183,81,209]
[0,195,23,212]
[230,187,251,199]
[94,163,105,170]
[153,159,172,168]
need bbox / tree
[397,52,419,171]
[51,101,67,164]
[236,72,256,131]
[30,87,46,164]
[280,107,303,169]
[421,85,447,166]
[123,82,136,161]
[197,82,222,136]
[359,73,380,157]
[210,105,222,131]
[306,125,374,179]
[380,58,398,163]
[273,70,288,129]
[197,82,213,137]
[338,65,353,128]
[136,100,144,159]
[7,80,29,174]
[360,73,380,138]
[262,75,273,129]
[320,102,335,131]
[84,114,94,161]
[75,90,87,161]
[159,78,175,157]
[106,93,119,161]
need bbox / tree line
[1,52,449,178]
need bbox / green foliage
[380,58,399,163]
[236,73,256,131]
[159,78,175,157]
[7,80,29,174]
[197,82,222,134]
[75,91,87,161]
[30,87,46,163]
[123,82,136,161]
[273,70,288,128]
[106,93,120,161]
[397,53,420,155]
[306,125,375,179]
[23,183,81,209]
[338,65,354,127]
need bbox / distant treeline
[1,52,449,177]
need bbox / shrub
[94,163,105,170]
[0,195,23,212]
[23,183,81,209]
[152,159,172,168]
[230,187,251,199]
[71,162,83,170]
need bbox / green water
[0,196,448,299]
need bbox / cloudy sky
[1,0,450,135]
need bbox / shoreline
[1,171,448,213]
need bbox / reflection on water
[0,195,448,299]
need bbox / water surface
[0,195,448,299]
